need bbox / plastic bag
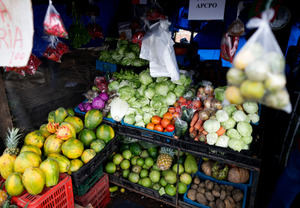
[43,0,68,38]
[225,9,291,113]
[43,37,69,62]
[5,54,41,76]
[140,20,180,81]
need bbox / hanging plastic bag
[225,9,291,113]
[43,36,69,62]
[140,20,180,81]
[44,0,68,38]
[5,54,41,76]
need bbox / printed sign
[0,0,34,67]
[188,0,226,20]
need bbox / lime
[122,169,130,178]
[140,169,148,178]
[113,153,123,165]
[165,184,176,196]
[128,172,139,183]
[160,178,167,187]
[131,156,139,166]
[120,159,130,170]
[145,157,154,167]
[140,177,152,188]
[140,150,149,158]
[122,150,132,160]
[120,188,125,193]
[132,165,142,174]
[172,164,184,175]
[149,170,160,183]
[178,182,188,194]
[180,173,192,185]
[105,162,116,174]
[136,158,144,166]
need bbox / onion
[199,110,210,121]
[212,99,222,110]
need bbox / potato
[226,185,234,192]
[209,201,216,208]
[224,198,235,208]
[232,189,244,202]
[197,187,206,194]
[205,191,215,201]
[236,202,243,208]
[196,193,208,205]
[191,184,198,190]
[187,189,197,201]
[199,182,205,188]
[206,181,214,190]
[212,189,221,198]
[220,190,226,200]
[194,177,201,184]
[216,199,225,208]
[220,185,226,190]
[214,184,221,192]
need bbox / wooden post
[0,73,13,139]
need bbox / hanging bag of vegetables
[224,9,291,113]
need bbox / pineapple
[156,147,175,170]
[3,127,22,156]
[0,128,22,179]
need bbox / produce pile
[105,140,198,197]
[99,39,148,67]
[0,107,115,198]
[108,69,192,127]
[200,159,250,184]
[186,176,244,208]
[186,84,260,152]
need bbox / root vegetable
[191,113,199,127]
[236,202,243,208]
[194,177,200,184]
[226,185,234,192]
[205,191,215,201]
[190,130,197,138]
[209,201,217,208]
[227,167,250,183]
[216,126,226,136]
[194,119,203,130]
[197,187,206,194]
[220,190,226,200]
[232,189,244,202]
[199,182,205,188]
[216,199,225,208]
[187,189,197,201]
[199,110,210,121]
[224,196,235,208]
[191,184,198,190]
[196,193,208,205]
[206,181,214,190]
[212,190,221,197]
[201,161,213,176]
[214,184,221,192]
[189,126,195,133]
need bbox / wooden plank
[0,73,13,139]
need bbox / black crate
[71,137,119,188]
[118,124,180,149]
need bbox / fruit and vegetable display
[186,176,245,208]
[105,140,198,197]
[108,69,192,127]
[98,39,148,67]
[0,107,115,197]
[201,159,250,184]
[225,10,291,113]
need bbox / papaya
[67,108,75,116]
[81,149,96,164]
[70,159,84,172]
[14,152,41,173]
[96,124,115,143]
[39,124,51,138]
[5,172,24,196]
[0,154,16,179]
[22,168,45,195]
[56,122,76,140]
[24,130,45,149]
[44,135,64,155]
[61,138,84,159]
[79,129,96,147]
[20,145,42,156]
[40,158,60,187]
[48,111,55,123]
[64,116,84,133]
[84,109,103,129]
[54,107,68,124]
[48,153,70,173]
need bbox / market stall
[0,0,300,208]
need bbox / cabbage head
[139,70,153,85]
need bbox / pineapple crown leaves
[159,147,175,157]
[5,127,22,148]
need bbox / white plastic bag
[140,20,180,81]
[225,9,291,113]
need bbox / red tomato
[163,112,173,120]
[178,97,186,103]
[192,100,201,109]
[175,106,181,113]
[166,124,175,132]
[173,112,180,118]
[151,116,161,125]
[161,118,171,128]
[154,124,164,132]
[168,107,176,114]
[146,123,155,130]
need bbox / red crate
[12,174,74,208]
[75,174,110,208]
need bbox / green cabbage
[228,139,245,152]
[216,110,229,122]
[242,135,253,145]
[242,102,258,114]
[119,86,135,101]
[232,110,247,122]
[223,104,237,116]
[203,119,220,133]
[108,80,119,91]
[155,82,169,96]
[174,85,185,97]
[166,92,176,105]
[139,70,153,86]
[236,122,253,136]
[221,118,236,130]
[124,114,135,124]
[226,129,241,139]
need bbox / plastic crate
[73,164,104,196]
[183,171,248,208]
[71,137,118,188]
[11,174,74,208]
[198,158,253,187]
[75,174,110,208]
[96,60,117,73]
[0,176,4,187]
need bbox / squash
[227,167,249,183]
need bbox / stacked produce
[0,107,115,197]
[105,141,198,197]
[99,39,148,67]
[201,159,250,184]
[186,176,244,208]
[108,69,192,127]
[145,113,175,133]
[188,84,260,152]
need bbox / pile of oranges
[146,109,177,132]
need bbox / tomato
[166,124,175,132]
[178,97,186,103]
[192,100,201,109]
[161,118,171,128]
[175,106,181,113]
[154,124,164,132]
[173,112,180,118]
[151,116,161,125]
[168,107,176,114]
[163,112,173,120]
[174,102,179,107]
[187,100,192,105]
[146,123,155,130]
